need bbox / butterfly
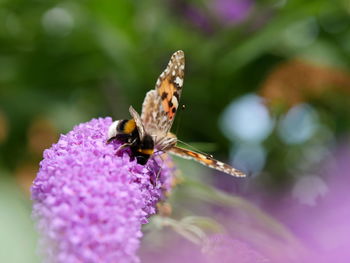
[107,50,246,178]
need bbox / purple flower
[184,6,213,33]
[141,233,270,263]
[213,0,254,24]
[243,140,350,262]
[31,117,173,263]
[275,143,350,262]
[203,234,270,263]
[174,0,254,34]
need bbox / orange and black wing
[168,146,246,178]
[141,50,185,142]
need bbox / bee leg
[106,137,116,144]
[116,138,137,153]
[116,143,129,153]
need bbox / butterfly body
[107,51,246,178]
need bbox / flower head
[32,117,173,263]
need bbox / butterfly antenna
[176,139,214,159]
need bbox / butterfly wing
[141,50,185,144]
[168,146,246,178]
[129,106,145,139]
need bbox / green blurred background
[1,0,350,261]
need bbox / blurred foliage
[1,0,350,172]
[1,0,350,261]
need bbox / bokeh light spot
[230,143,266,176]
[278,104,318,144]
[42,7,74,37]
[292,175,328,206]
[221,94,274,143]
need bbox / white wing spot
[171,96,179,109]
[217,162,225,167]
[175,76,183,87]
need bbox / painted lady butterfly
[107,51,245,177]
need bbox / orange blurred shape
[157,202,173,217]
[0,110,8,144]
[15,162,38,196]
[159,152,183,191]
[260,60,350,111]
[27,118,59,155]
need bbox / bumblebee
[107,119,154,165]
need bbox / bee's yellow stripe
[138,148,154,155]
[124,119,136,134]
